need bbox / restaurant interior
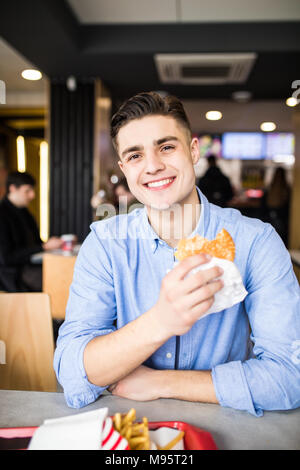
[0,0,300,451]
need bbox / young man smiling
[54,92,300,416]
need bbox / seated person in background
[197,154,234,207]
[262,167,291,247]
[114,177,140,213]
[54,92,300,417]
[0,171,63,292]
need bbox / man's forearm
[83,307,170,387]
[158,369,219,404]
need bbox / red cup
[61,234,76,252]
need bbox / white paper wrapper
[28,408,109,450]
[149,427,185,450]
[174,257,247,319]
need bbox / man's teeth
[147,178,174,188]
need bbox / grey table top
[0,390,299,450]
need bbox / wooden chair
[0,292,57,392]
[42,253,77,319]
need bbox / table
[0,390,299,450]
[30,245,81,265]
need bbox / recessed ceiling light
[205,110,222,121]
[21,69,42,81]
[286,97,298,107]
[231,90,252,103]
[260,122,276,132]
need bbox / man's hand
[108,365,218,404]
[43,236,64,251]
[108,365,163,401]
[151,254,223,339]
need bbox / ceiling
[0,0,299,106]
[67,0,300,24]
[0,36,47,137]
[0,37,47,95]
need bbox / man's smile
[143,176,176,191]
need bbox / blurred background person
[262,167,291,247]
[197,154,234,208]
[0,171,63,292]
[113,177,140,213]
[90,187,109,211]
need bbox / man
[197,154,234,207]
[54,92,300,416]
[0,171,63,292]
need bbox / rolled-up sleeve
[212,224,300,416]
[53,226,117,408]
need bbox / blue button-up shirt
[54,189,300,416]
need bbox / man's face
[117,115,200,210]
[9,184,35,207]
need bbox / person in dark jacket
[197,154,234,207]
[261,167,291,247]
[0,171,63,292]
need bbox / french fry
[160,431,185,450]
[122,408,136,425]
[113,413,122,432]
[112,408,184,451]
[130,436,148,445]
[124,426,132,441]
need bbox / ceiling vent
[154,53,257,85]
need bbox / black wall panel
[50,81,94,242]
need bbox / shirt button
[166,352,172,359]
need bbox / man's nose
[144,151,165,173]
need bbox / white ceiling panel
[0,37,47,93]
[183,100,294,133]
[68,0,300,24]
[176,0,300,23]
[67,0,178,24]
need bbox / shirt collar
[140,186,208,253]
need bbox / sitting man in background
[114,177,140,214]
[197,154,234,208]
[0,171,63,292]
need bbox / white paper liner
[149,427,185,450]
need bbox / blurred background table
[0,390,299,450]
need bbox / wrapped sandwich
[175,229,247,317]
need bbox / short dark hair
[207,154,217,166]
[6,171,36,193]
[110,91,192,150]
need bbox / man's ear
[8,183,17,194]
[190,137,200,165]
[118,160,124,174]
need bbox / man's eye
[127,154,140,162]
[161,145,174,152]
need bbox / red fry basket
[0,421,217,451]
[148,421,217,450]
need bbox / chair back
[43,253,76,319]
[0,292,57,391]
